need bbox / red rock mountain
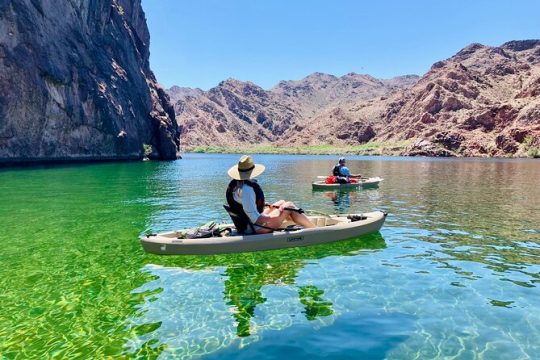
[378,40,540,156]
[170,73,418,148]
[170,40,540,156]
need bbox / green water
[0,154,539,359]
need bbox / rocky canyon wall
[0,0,180,164]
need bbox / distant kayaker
[226,155,315,234]
[332,157,362,184]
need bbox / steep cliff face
[0,0,180,163]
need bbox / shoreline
[185,142,411,156]
[1,143,538,168]
[183,141,540,158]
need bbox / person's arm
[240,186,282,224]
[342,167,362,178]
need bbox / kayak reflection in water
[223,263,334,337]
[226,155,315,234]
[324,190,357,211]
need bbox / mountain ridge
[168,40,540,157]
[169,73,419,148]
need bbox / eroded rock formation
[170,40,540,157]
[380,40,540,157]
[0,0,180,164]
[170,74,418,148]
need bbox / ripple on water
[1,154,540,359]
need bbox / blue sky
[142,0,540,90]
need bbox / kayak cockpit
[148,215,360,240]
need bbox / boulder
[434,132,465,150]
[495,134,519,153]
[401,139,457,157]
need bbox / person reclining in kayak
[332,157,362,184]
[226,155,315,234]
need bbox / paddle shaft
[266,203,305,214]
[266,203,333,217]
[316,175,369,180]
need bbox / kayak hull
[312,177,383,190]
[140,211,387,255]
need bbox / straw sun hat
[227,155,265,180]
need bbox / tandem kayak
[140,211,387,255]
[312,177,383,190]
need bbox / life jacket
[332,164,349,183]
[226,179,265,233]
[332,164,344,176]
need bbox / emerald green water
[0,154,539,359]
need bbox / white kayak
[140,211,387,255]
[312,177,383,190]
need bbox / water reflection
[133,154,540,359]
[224,264,334,337]
[320,190,356,212]
[124,234,387,358]
[311,187,383,214]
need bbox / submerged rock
[0,0,180,164]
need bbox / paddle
[266,203,305,214]
[316,175,371,180]
[266,203,336,218]
[265,203,337,218]
[303,209,334,217]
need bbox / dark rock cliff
[0,0,180,164]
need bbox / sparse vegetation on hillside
[523,136,540,158]
[188,141,411,155]
[143,144,153,158]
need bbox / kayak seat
[223,205,289,234]
[223,204,256,235]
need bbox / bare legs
[276,201,316,228]
[255,200,315,233]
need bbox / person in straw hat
[226,155,315,234]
